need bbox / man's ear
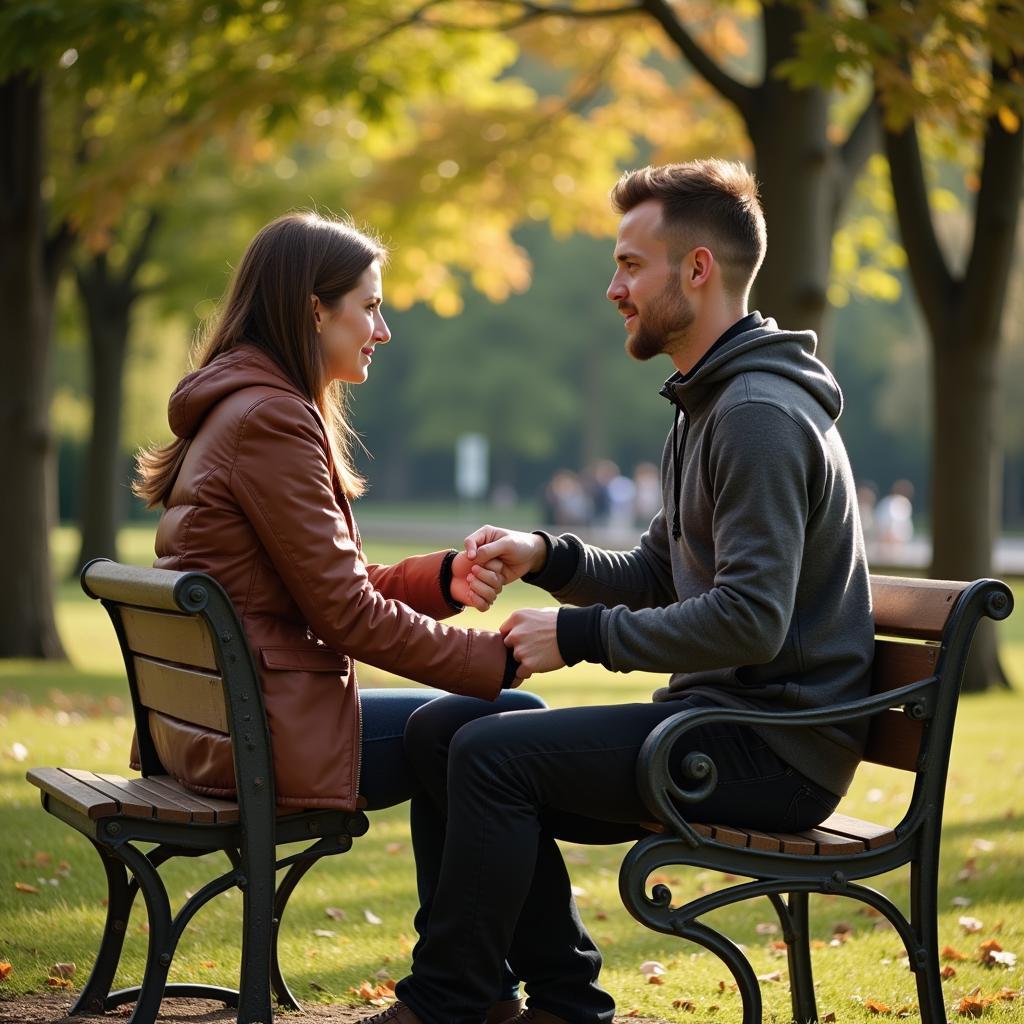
[688,246,715,289]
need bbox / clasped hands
[457,525,565,682]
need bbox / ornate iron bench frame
[27,559,369,1024]
[619,575,1013,1024]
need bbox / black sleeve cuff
[523,532,580,592]
[502,648,520,688]
[439,550,464,612]
[556,605,607,667]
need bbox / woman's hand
[499,608,565,681]
[450,553,505,611]
[464,525,547,584]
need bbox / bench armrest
[636,677,936,846]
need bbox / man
[366,160,873,1024]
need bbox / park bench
[26,559,369,1024]
[620,574,1013,1024]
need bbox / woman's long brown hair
[134,212,387,507]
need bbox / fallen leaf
[956,995,985,1018]
[757,970,783,983]
[952,896,973,908]
[312,929,335,938]
[971,838,995,852]
[46,977,72,989]
[33,852,52,867]
[960,916,984,934]
[385,843,403,855]
[865,998,892,1014]
[941,965,957,980]
[994,989,1019,1001]
[832,921,853,935]
[595,911,608,921]
[199,961,216,969]
[50,963,75,979]
[648,975,665,985]
[14,882,39,895]
[983,949,1017,969]
[325,907,347,921]
[822,1014,836,1023]
[639,960,667,976]
[672,999,697,1011]
[958,858,979,881]
[364,909,382,925]
[624,1010,642,1017]
[0,963,11,981]
[943,945,970,961]
[770,940,789,951]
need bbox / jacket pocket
[260,646,350,673]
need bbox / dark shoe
[361,1001,423,1024]
[496,1008,569,1024]
[485,997,527,1024]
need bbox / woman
[132,213,543,918]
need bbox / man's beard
[624,279,694,362]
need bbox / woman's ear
[311,294,322,332]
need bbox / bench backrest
[863,574,1012,780]
[81,559,274,816]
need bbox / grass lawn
[0,526,1022,1022]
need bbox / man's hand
[450,553,505,611]
[464,525,547,584]
[499,608,565,681]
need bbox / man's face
[607,200,694,362]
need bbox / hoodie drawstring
[671,402,689,541]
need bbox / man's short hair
[611,160,767,297]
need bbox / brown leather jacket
[146,345,509,811]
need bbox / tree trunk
[930,333,1008,690]
[73,265,131,572]
[884,51,1023,691]
[748,5,833,342]
[0,74,66,659]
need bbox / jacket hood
[668,315,843,422]
[168,345,303,439]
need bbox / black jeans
[396,695,839,1024]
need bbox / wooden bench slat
[744,829,783,852]
[797,827,865,855]
[708,824,748,848]
[26,768,119,819]
[871,576,966,641]
[95,773,200,823]
[816,813,896,850]
[62,769,154,818]
[133,655,228,734]
[138,775,230,824]
[120,607,218,672]
[766,832,817,855]
[864,710,922,772]
[148,775,239,823]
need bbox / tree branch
[883,101,956,339]
[638,0,753,117]
[830,97,880,229]
[123,208,162,287]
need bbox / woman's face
[314,261,391,384]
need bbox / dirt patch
[0,996,667,1024]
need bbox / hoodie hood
[666,314,843,422]
[168,345,304,440]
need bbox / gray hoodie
[531,314,873,796]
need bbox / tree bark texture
[0,74,67,659]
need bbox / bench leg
[237,839,276,1024]
[771,892,818,1023]
[910,854,945,1024]
[269,856,321,1011]
[70,842,135,1016]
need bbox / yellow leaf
[998,106,1020,134]
[0,963,12,981]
